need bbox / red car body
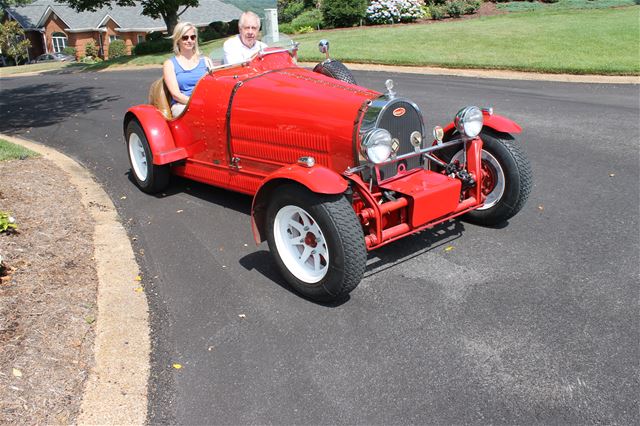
[124,46,531,300]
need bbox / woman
[163,22,211,117]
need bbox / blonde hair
[238,11,261,30]
[172,22,201,56]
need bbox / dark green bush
[209,21,230,35]
[146,31,166,42]
[62,46,76,57]
[430,4,447,19]
[84,40,98,57]
[291,8,324,30]
[278,22,295,33]
[446,0,465,17]
[540,0,559,2]
[425,0,447,5]
[199,27,222,42]
[133,39,172,55]
[227,19,239,35]
[281,0,305,22]
[463,0,482,14]
[321,0,367,28]
[108,39,127,59]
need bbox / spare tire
[313,60,357,85]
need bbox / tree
[321,0,366,28]
[56,0,199,35]
[0,20,31,65]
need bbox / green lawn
[1,4,637,76]
[0,139,38,161]
[293,6,639,75]
[496,0,637,12]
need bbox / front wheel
[266,184,366,301]
[126,119,170,194]
[453,129,532,226]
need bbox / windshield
[208,34,297,68]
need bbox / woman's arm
[162,59,190,105]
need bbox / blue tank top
[171,56,207,104]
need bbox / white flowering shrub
[366,0,426,24]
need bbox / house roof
[5,0,243,32]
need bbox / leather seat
[148,78,173,120]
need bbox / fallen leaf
[238,314,246,319]
[172,363,182,369]
[444,246,454,252]
[85,316,96,324]
[208,346,214,351]
[609,173,615,177]
[134,287,144,293]
[12,368,22,378]
[538,205,544,211]
[134,275,142,281]
[120,196,126,200]
[176,209,184,213]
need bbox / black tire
[313,60,357,85]
[461,129,532,226]
[265,184,366,301]
[125,119,170,194]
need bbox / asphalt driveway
[1,69,638,424]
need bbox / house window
[137,35,145,44]
[109,35,121,42]
[52,32,67,53]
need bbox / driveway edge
[302,62,640,84]
[0,134,149,425]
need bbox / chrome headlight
[454,106,483,139]
[361,128,393,164]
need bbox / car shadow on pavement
[136,174,254,215]
[238,220,466,306]
[363,220,465,278]
[238,250,351,307]
[0,83,120,134]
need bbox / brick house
[3,0,243,61]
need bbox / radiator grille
[376,101,423,181]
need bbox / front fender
[443,113,522,136]
[124,105,187,165]
[250,164,349,244]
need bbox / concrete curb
[0,134,149,425]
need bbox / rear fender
[442,112,522,136]
[124,105,187,165]
[251,164,348,244]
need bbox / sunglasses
[181,35,197,41]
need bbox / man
[223,11,268,65]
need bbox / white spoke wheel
[452,129,532,226]
[266,184,366,302]
[273,205,329,283]
[125,120,170,194]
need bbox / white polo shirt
[222,35,268,65]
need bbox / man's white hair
[238,11,261,29]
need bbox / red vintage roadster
[124,40,531,301]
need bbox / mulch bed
[0,156,97,424]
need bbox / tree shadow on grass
[0,83,120,134]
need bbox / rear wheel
[126,120,170,194]
[313,60,357,85]
[454,129,532,225]
[266,184,366,301]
